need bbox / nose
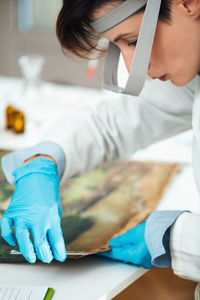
[147,63,153,78]
[121,48,135,73]
[122,48,153,76]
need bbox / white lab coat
[170,75,200,282]
[43,75,200,281]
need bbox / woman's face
[94,0,200,86]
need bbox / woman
[1,0,200,292]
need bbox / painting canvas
[0,150,179,262]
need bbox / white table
[0,77,200,300]
[0,257,146,300]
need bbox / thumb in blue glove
[0,157,67,264]
[99,222,153,269]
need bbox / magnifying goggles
[90,0,161,96]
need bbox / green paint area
[0,151,15,204]
[61,215,94,244]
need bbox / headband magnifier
[90,0,161,96]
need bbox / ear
[178,0,200,19]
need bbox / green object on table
[44,287,54,300]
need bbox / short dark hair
[56,0,172,59]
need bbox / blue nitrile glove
[0,157,67,264]
[100,222,153,269]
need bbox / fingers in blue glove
[109,222,146,247]
[15,223,36,264]
[0,216,17,246]
[1,158,66,264]
[31,227,53,264]
[100,245,153,269]
[47,222,67,262]
[99,246,132,263]
[99,222,153,269]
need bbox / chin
[170,80,186,87]
[171,78,193,86]
[171,75,196,87]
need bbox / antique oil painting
[0,150,179,262]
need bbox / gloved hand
[0,157,67,264]
[100,222,153,269]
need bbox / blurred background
[0,0,117,148]
[0,0,104,88]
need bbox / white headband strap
[90,0,161,96]
[90,0,147,33]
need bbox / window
[17,0,62,33]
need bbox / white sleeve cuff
[170,212,200,282]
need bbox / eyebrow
[113,32,137,43]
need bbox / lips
[152,74,168,81]
[159,74,167,81]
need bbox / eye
[128,40,137,47]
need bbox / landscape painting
[0,150,179,262]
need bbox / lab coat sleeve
[46,78,193,186]
[170,212,200,282]
[1,141,66,184]
[2,78,194,185]
[145,210,185,267]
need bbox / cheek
[151,22,193,75]
[151,32,171,68]
[150,21,182,71]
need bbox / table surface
[0,257,146,300]
[0,77,200,300]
